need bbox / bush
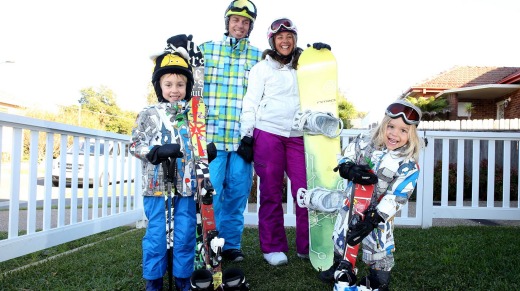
[433,159,518,201]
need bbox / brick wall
[504,90,520,119]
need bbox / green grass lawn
[1,225,519,290]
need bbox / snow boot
[318,254,349,283]
[297,187,346,212]
[145,278,163,291]
[175,277,191,291]
[357,269,390,291]
[334,260,357,287]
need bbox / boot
[145,278,163,291]
[318,257,340,283]
[358,269,390,291]
[175,277,191,291]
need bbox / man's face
[228,15,251,39]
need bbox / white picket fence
[419,118,520,131]
[1,112,519,262]
[0,113,143,262]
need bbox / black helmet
[151,52,194,102]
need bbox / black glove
[309,42,331,51]
[236,136,254,163]
[146,144,183,165]
[334,162,377,185]
[166,34,193,50]
[207,142,217,163]
[346,207,383,246]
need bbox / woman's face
[384,117,411,150]
[274,31,295,56]
[160,73,187,103]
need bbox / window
[458,102,472,117]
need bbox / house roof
[414,66,520,89]
[405,66,520,99]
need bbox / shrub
[433,159,518,201]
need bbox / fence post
[420,131,434,228]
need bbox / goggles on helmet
[225,0,257,21]
[267,18,297,38]
[385,101,421,126]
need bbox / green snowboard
[297,47,343,271]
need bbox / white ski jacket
[240,55,303,138]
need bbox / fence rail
[1,112,519,262]
[418,118,520,131]
[0,112,143,262]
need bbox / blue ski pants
[142,195,196,280]
[209,150,253,251]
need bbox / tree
[146,82,157,105]
[337,92,358,129]
[78,86,136,134]
[464,103,474,120]
[407,96,450,121]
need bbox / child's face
[228,15,251,39]
[274,32,295,56]
[160,73,187,102]
[384,117,410,151]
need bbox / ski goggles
[385,101,421,125]
[268,18,297,35]
[226,0,257,20]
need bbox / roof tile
[413,66,520,89]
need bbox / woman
[240,17,330,266]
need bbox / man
[199,0,262,262]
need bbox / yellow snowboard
[297,47,343,271]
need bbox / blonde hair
[371,115,422,161]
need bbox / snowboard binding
[296,187,346,213]
[190,269,214,290]
[218,268,250,291]
[292,109,343,138]
[334,260,358,288]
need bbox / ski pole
[162,158,177,291]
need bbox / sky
[1,0,519,118]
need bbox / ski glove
[347,207,383,246]
[237,136,254,163]
[146,144,183,165]
[334,162,377,185]
[308,42,332,51]
[207,142,217,163]
[166,34,192,50]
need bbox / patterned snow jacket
[199,34,262,152]
[130,101,208,197]
[339,132,420,221]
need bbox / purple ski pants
[253,129,309,255]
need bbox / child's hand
[334,162,377,185]
[346,207,383,246]
[146,144,183,165]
